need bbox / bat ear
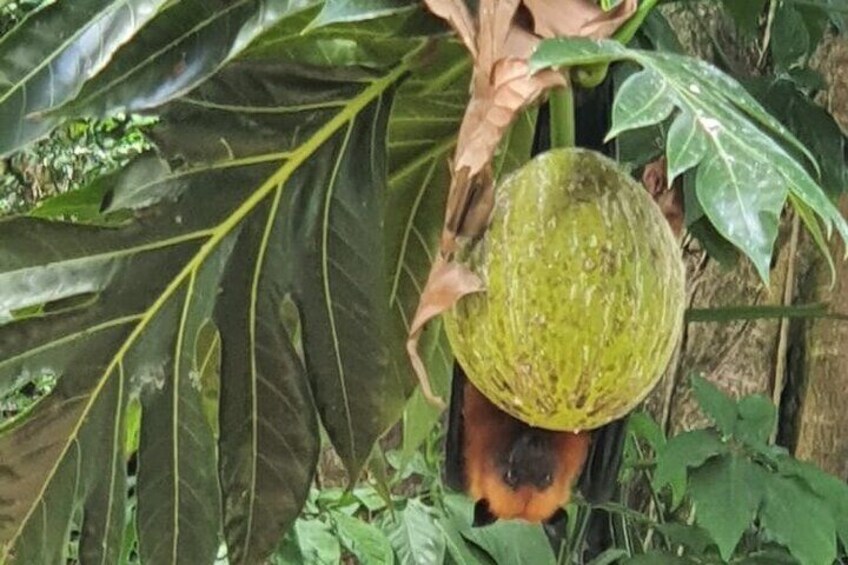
[472,499,498,527]
[545,507,568,526]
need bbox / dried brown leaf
[442,163,493,246]
[423,0,478,57]
[476,0,522,78]
[453,58,565,187]
[445,61,564,241]
[406,257,485,408]
[504,23,541,60]
[524,0,637,39]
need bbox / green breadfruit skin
[444,148,686,431]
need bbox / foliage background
[1,1,848,564]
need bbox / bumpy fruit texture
[444,148,686,431]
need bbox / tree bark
[647,30,848,480]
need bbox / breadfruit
[444,148,686,431]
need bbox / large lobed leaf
[308,0,419,29]
[385,41,469,456]
[0,9,458,563]
[531,38,848,282]
[0,0,320,156]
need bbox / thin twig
[758,0,778,69]
[770,212,801,444]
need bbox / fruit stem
[549,86,575,149]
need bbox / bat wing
[577,417,628,504]
[443,361,467,492]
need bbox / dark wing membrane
[443,362,467,492]
[576,418,628,504]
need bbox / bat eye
[504,469,516,486]
[543,473,553,485]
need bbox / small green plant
[613,375,848,565]
[264,376,847,565]
[266,431,564,564]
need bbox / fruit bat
[444,363,592,526]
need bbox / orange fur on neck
[461,381,590,522]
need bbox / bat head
[498,430,559,490]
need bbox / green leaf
[294,519,342,565]
[277,90,410,475]
[245,8,431,70]
[656,523,716,554]
[0,0,168,155]
[332,511,395,565]
[308,0,418,29]
[386,41,469,460]
[214,210,318,562]
[760,474,837,565]
[125,397,142,456]
[436,515,491,565]
[721,0,768,35]
[400,349,449,462]
[623,553,693,565]
[689,455,766,560]
[587,548,630,565]
[119,499,140,565]
[771,3,812,70]
[382,499,446,565]
[693,147,785,282]
[352,486,389,513]
[738,546,801,565]
[461,521,556,565]
[134,240,231,565]
[195,320,221,439]
[627,411,666,450]
[747,78,848,199]
[653,429,727,508]
[734,395,776,446]
[53,1,311,125]
[686,216,740,269]
[690,373,737,436]
[100,154,175,212]
[796,0,848,32]
[666,110,708,185]
[792,195,837,285]
[27,175,114,223]
[270,526,305,565]
[638,10,685,53]
[778,456,848,549]
[442,494,556,565]
[530,38,848,283]
[608,69,676,138]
